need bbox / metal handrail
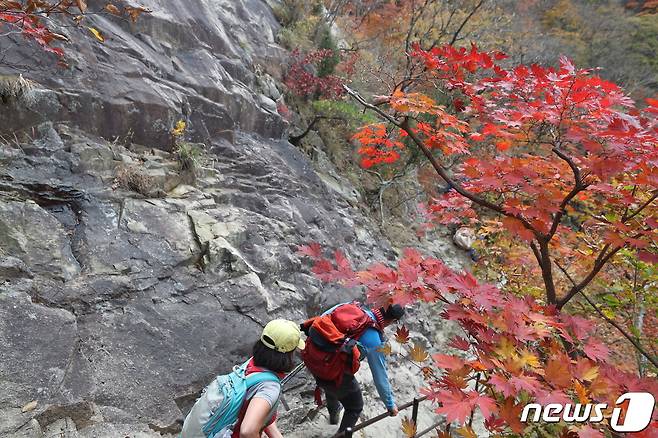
[280,363,442,437]
[334,395,440,438]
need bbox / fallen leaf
[401,417,417,437]
[377,342,392,355]
[50,32,70,42]
[105,3,121,15]
[88,27,105,42]
[408,343,429,362]
[456,426,477,438]
[124,5,151,23]
[395,325,410,344]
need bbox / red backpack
[300,302,376,386]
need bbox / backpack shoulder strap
[245,371,280,388]
[231,372,280,438]
[232,359,251,377]
[355,303,383,332]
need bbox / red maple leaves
[349,43,657,311]
[284,49,345,99]
[0,2,151,60]
[0,10,66,57]
[351,123,405,168]
[299,245,658,435]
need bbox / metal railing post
[331,394,430,437]
[411,397,420,437]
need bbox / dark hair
[381,304,405,321]
[252,339,295,373]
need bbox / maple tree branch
[448,0,485,45]
[343,85,541,235]
[401,115,540,232]
[538,241,557,305]
[530,241,542,266]
[547,146,588,240]
[622,191,658,223]
[595,243,612,265]
[577,289,658,369]
[344,84,402,127]
[557,245,622,309]
[554,260,577,286]
[620,185,638,223]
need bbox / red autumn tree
[309,42,658,435]
[285,48,346,100]
[345,43,657,313]
[299,244,658,437]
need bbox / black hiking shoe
[329,406,343,425]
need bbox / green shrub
[316,23,339,77]
[277,14,320,50]
[175,141,205,175]
[312,100,378,126]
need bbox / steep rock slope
[0,1,399,436]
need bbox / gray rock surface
[0,2,398,435]
[0,0,287,148]
[0,1,465,436]
[0,120,395,436]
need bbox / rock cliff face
[0,1,401,436]
[0,1,469,437]
[1,0,288,148]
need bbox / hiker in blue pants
[301,303,405,433]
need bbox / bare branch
[449,0,486,45]
[578,288,658,369]
[557,245,622,308]
[622,191,658,223]
[288,116,344,146]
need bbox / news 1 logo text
[520,392,656,432]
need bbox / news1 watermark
[520,392,656,432]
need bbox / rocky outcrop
[0,0,287,148]
[0,113,398,435]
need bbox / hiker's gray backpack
[181,360,279,438]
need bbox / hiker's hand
[388,405,398,416]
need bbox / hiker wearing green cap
[181,319,304,438]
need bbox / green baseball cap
[261,319,305,353]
